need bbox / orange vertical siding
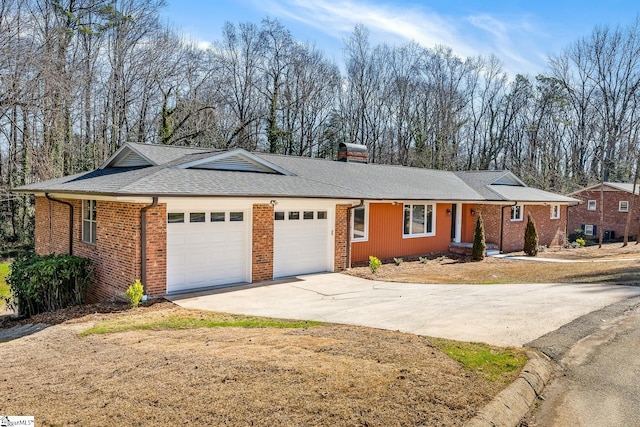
[351,203,453,263]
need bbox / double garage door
[166,204,332,294]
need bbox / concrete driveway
[168,273,640,346]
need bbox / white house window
[550,205,560,220]
[352,205,367,241]
[587,200,596,211]
[82,200,97,244]
[510,205,523,221]
[584,224,595,236]
[619,201,629,212]
[403,203,434,237]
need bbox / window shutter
[593,225,597,236]
[581,224,585,232]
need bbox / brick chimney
[337,142,368,163]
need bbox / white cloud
[250,0,548,75]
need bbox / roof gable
[568,182,640,196]
[178,149,294,175]
[490,171,526,186]
[101,144,155,168]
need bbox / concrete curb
[464,351,553,427]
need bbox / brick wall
[141,205,167,297]
[34,197,72,255]
[334,204,350,271]
[34,196,167,302]
[462,204,503,246]
[568,189,640,240]
[501,205,567,252]
[461,203,567,252]
[251,203,274,282]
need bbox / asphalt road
[526,297,640,426]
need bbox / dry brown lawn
[347,242,640,285]
[0,302,517,427]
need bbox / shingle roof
[568,182,640,196]
[456,170,577,203]
[14,143,577,203]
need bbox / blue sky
[162,0,637,76]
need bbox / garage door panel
[273,210,331,278]
[167,209,249,294]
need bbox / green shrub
[575,237,586,247]
[393,257,403,266]
[524,214,539,256]
[419,256,429,264]
[6,252,94,317]
[369,256,382,273]
[125,279,144,308]
[574,229,586,240]
[472,214,486,261]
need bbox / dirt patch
[533,241,640,260]
[346,242,640,285]
[0,302,516,426]
[0,301,129,328]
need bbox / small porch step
[449,242,499,256]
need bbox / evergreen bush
[472,214,486,261]
[6,252,94,317]
[369,256,382,273]
[524,214,539,256]
[125,279,144,308]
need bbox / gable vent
[111,150,151,168]
[193,154,280,173]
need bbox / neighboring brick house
[568,182,640,241]
[14,142,577,302]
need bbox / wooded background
[2,0,640,247]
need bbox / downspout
[45,193,74,255]
[345,200,364,269]
[500,202,518,253]
[140,197,159,296]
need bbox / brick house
[568,182,640,241]
[14,142,577,301]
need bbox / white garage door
[167,210,249,294]
[273,209,331,278]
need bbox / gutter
[500,202,518,253]
[140,197,159,297]
[45,193,74,255]
[345,200,364,269]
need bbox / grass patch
[0,263,10,308]
[431,338,527,383]
[80,310,323,336]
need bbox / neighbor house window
[510,205,523,221]
[584,224,595,236]
[403,203,434,237]
[82,200,97,244]
[550,205,560,220]
[619,201,629,212]
[587,200,596,211]
[352,205,367,241]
